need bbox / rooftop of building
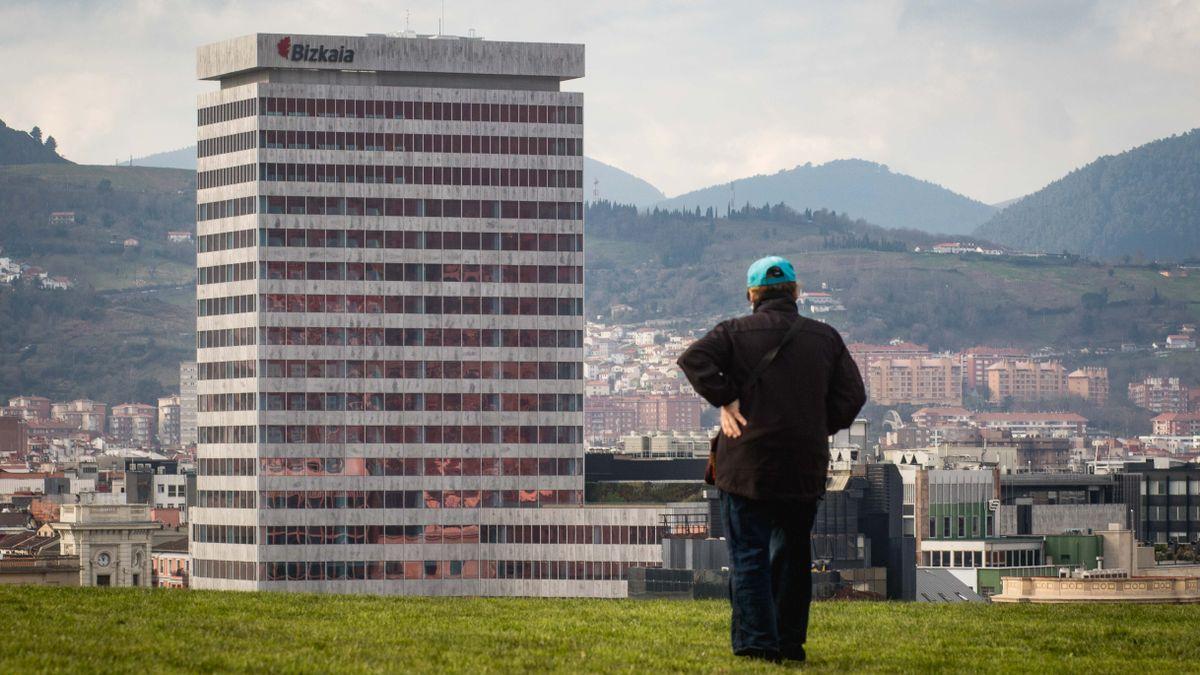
[999,472,1118,486]
[151,535,190,554]
[197,32,585,82]
[1151,412,1200,421]
[974,412,1088,423]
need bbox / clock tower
[52,497,160,587]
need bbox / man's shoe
[734,648,782,663]
[782,646,806,663]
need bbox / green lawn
[1,587,1197,673]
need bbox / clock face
[96,552,111,567]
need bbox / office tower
[179,362,198,446]
[193,33,662,594]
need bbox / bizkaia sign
[276,36,355,63]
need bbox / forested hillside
[586,202,1200,350]
[0,120,69,165]
[976,129,1200,260]
[655,159,997,234]
[0,164,195,403]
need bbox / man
[677,255,865,663]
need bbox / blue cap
[746,256,796,288]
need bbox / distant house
[801,292,845,313]
[926,242,1004,256]
[0,257,18,285]
[801,292,836,305]
[1166,334,1196,350]
[48,211,75,225]
[123,238,140,249]
[166,231,193,243]
[151,536,191,589]
[41,276,73,290]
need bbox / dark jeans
[720,490,819,657]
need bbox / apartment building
[985,360,1067,403]
[867,357,963,406]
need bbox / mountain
[125,145,669,208]
[123,146,195,170]
[0,121,69,165]
[976,129,1200,260]
[584,157,664,207]
[656,159,996,235]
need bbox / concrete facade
[192,33,669,596]
[997,504,1129,537]
[158,395,182,446]
[179,361,198,446]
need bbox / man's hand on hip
[720,400,748,438]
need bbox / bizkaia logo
[275,36,355,63]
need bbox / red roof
[0,471,58,480]
[912,407,972,416]
[974,413,1088,423]
[963,346,1027,356]
[1151,412,1200,422]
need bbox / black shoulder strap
[742,317,805,392]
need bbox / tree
[30,126,42,143]
[44,136,57,154]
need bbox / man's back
[677,296,865,502]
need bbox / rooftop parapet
[197,33,584,82]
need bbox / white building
[152,473,189,511]
[179,361,198,446]
[52,500,159,587]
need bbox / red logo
[276,37,291,58]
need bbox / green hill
[976,129,1200,260]
[1,586,1197,673]
[586,202,1200,351]
[0,120,69,165]
[656,159,997,235]
[3,159,1200,406]
[0,163,194,403]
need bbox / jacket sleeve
[676,322,739,408]
[826,338,866,432]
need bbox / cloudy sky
[0,0,1197,203]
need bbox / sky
[0,0,1197,204]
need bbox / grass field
[0,163,194,192]
[2,587,1198,673]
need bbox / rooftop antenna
[439,0,445,35]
